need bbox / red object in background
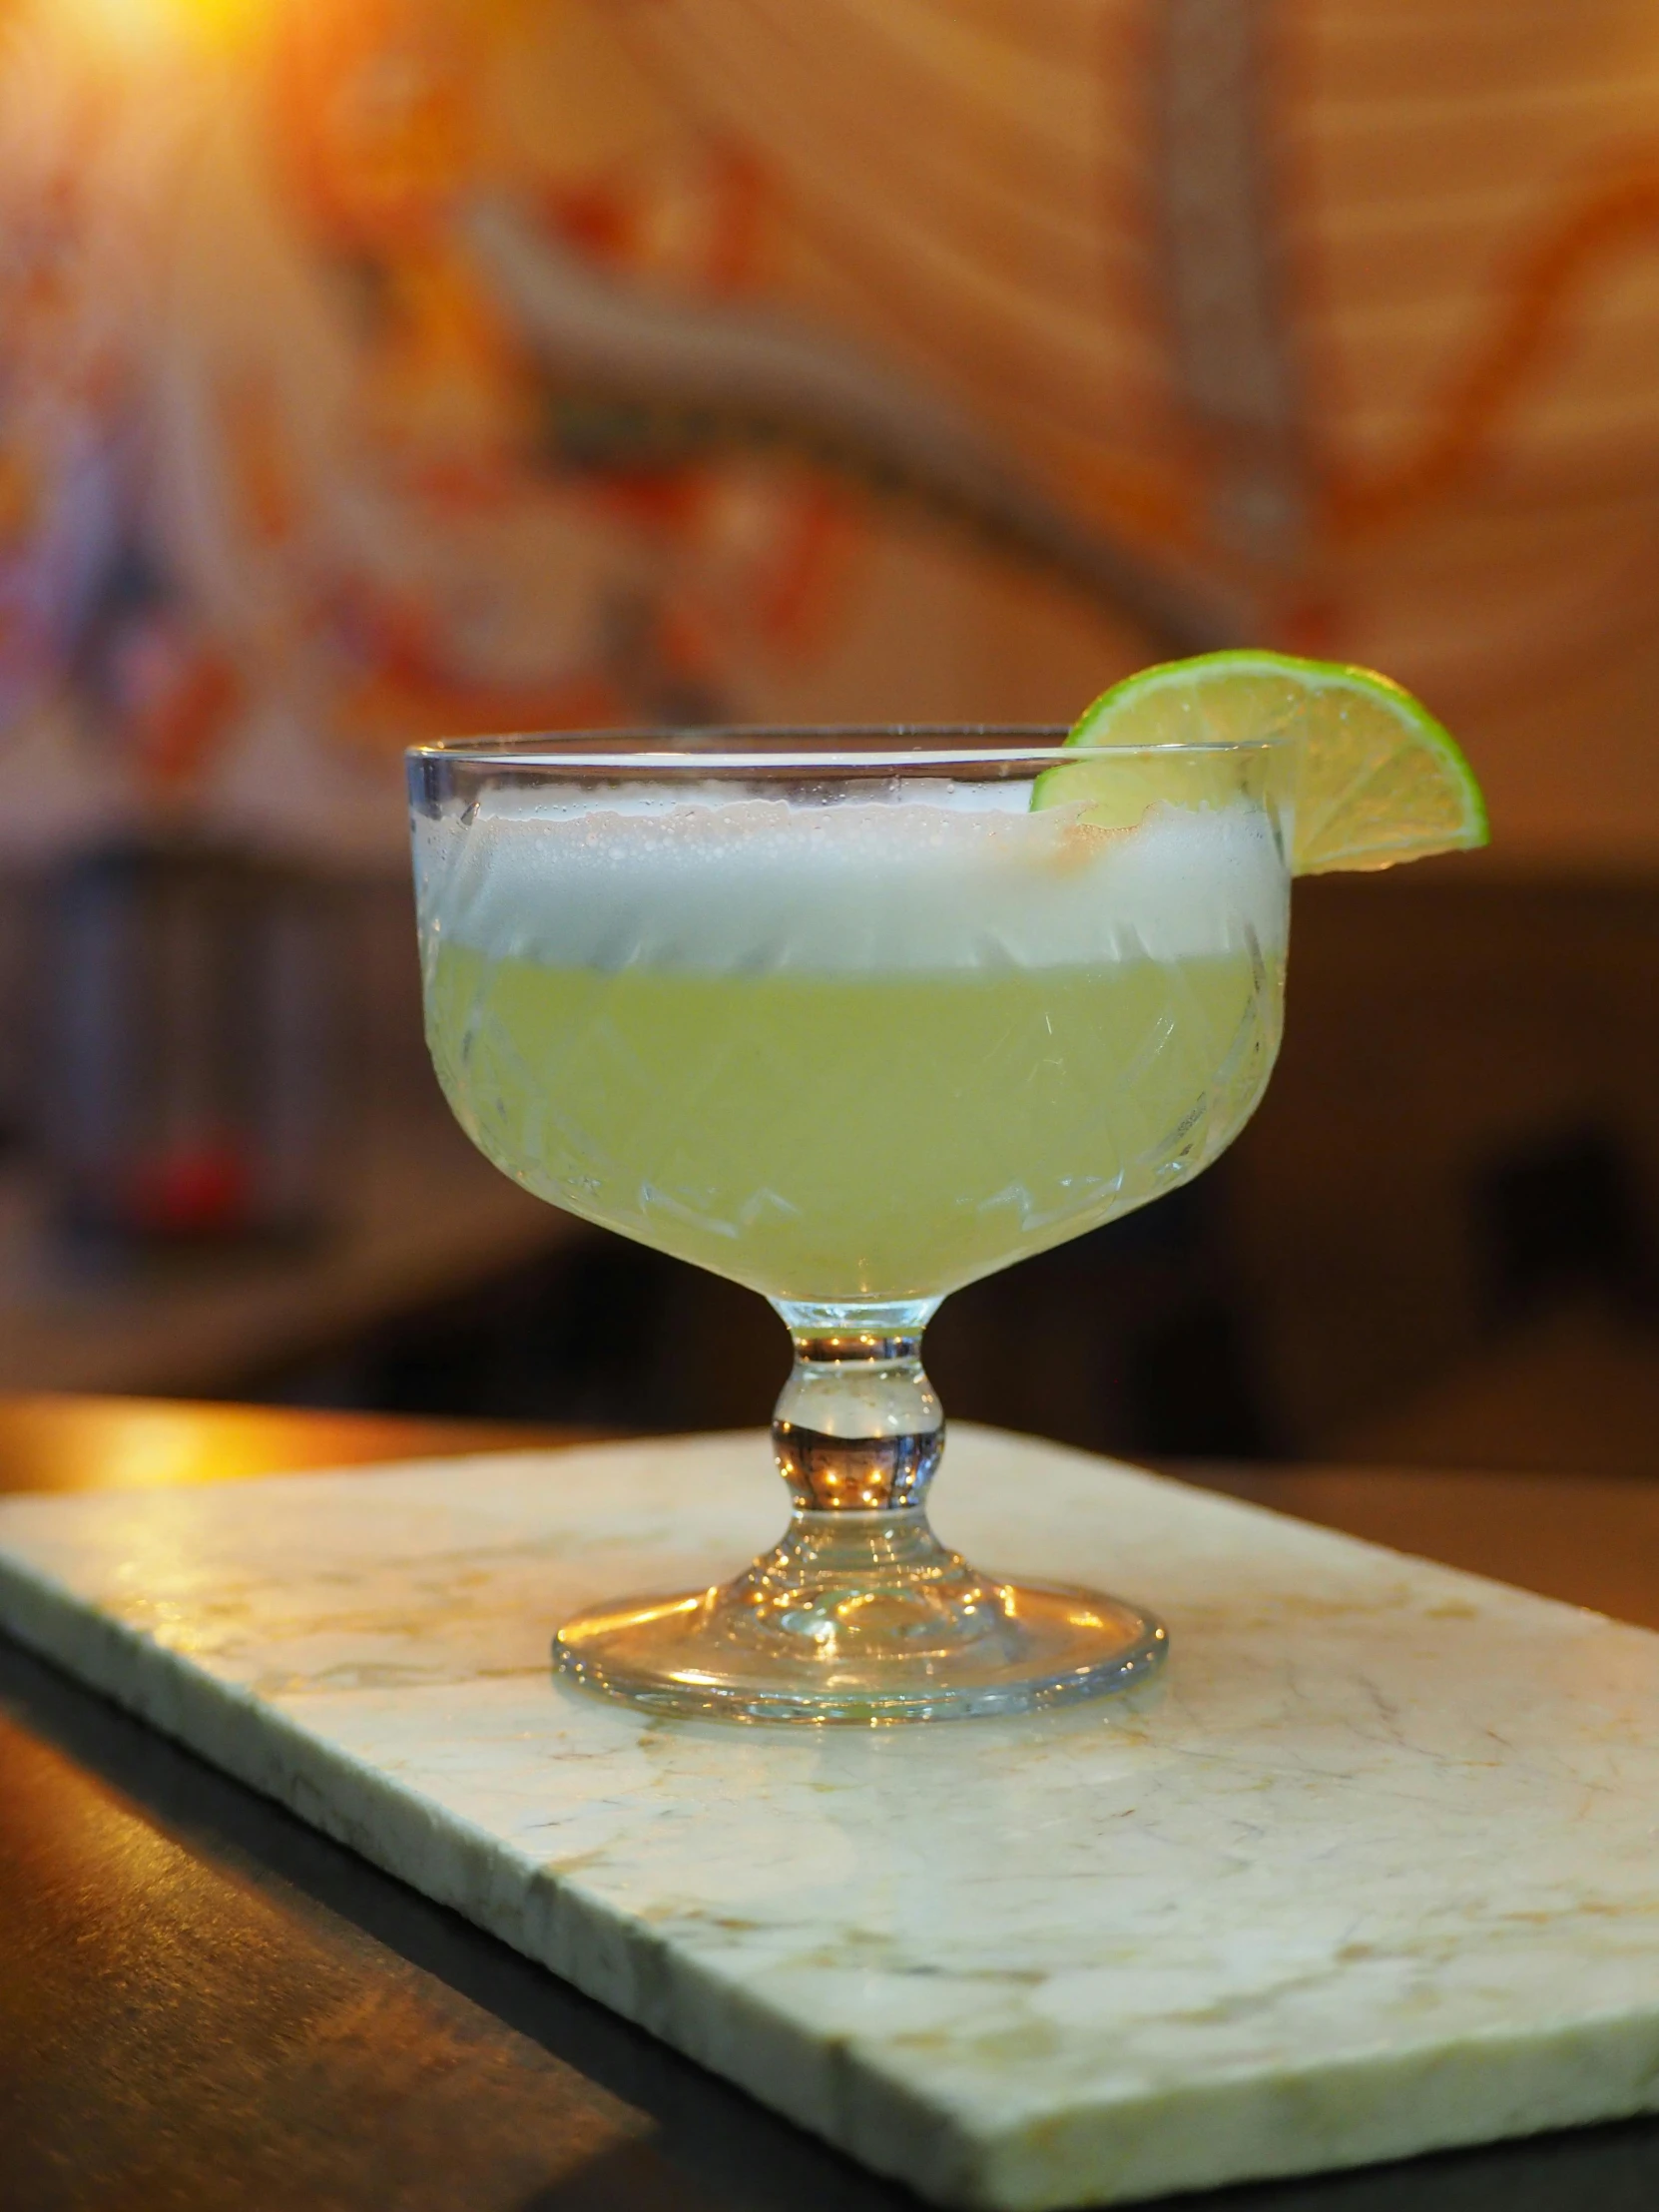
[125,1146,253,1236]
[43,842,344,1249]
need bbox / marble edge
[5,1464,1659,2207]
[0,1426,1634,1651]
[0,1542,977,2196]
[0,1423,1615,1638]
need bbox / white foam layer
[414,794,1289,973]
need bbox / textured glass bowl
[409,730,1292,1722]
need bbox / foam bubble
[415,791,1289,973]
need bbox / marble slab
[3,1428,1659,2209]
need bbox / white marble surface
[3,1428,1659,2208]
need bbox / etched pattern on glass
[425,932,1283,1305]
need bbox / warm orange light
[64,0,269,56]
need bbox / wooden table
[4,1396,1659,2212]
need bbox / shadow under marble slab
[1,1426,1658,2209]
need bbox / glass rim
[406,724,1295,772]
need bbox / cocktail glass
[408,730,1292,1723]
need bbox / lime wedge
[1036,649,1487,874]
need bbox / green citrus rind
[1035,649,1487,875]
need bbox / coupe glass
[408,729,1292,1723]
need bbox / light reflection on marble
[3,1426,1659,2209]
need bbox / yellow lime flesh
[1037,650,1487,874]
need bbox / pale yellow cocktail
[420,796,1285,1305]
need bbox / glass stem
[771,1302,943,1514]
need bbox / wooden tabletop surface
[4,1394,1659,2212]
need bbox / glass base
[552,1510,1167,1724]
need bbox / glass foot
[553,1509,1167,1724]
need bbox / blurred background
[0,0,1655,1477]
